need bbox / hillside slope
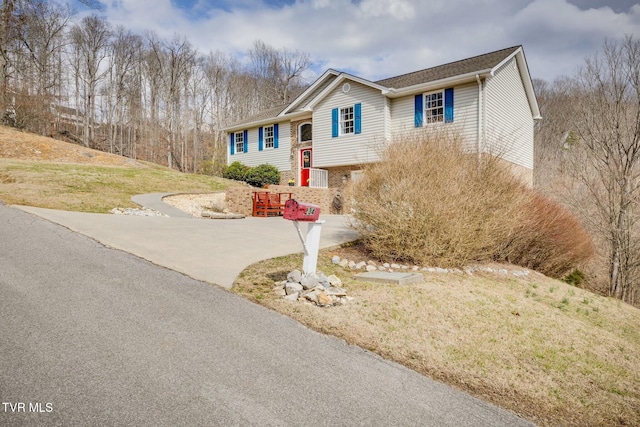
[0,125,148,167]
[0,126,228,212]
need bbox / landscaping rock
[285,282,303,295]
[317,273,330,288]
[301,274,320,290]
[287,269,302,283]
[304,292,319,303]
[276,269,351,307]
[331,255,341,264]
[284,292,299,301]
[317,292,332,305]
[327,274,342,287]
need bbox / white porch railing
[308,168,328,188]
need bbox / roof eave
[505,48,541,120]
[223,110,312,133]
[280,69,340,115]
[385,69,494,98]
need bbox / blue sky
[71,0,640,83]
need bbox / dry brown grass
[233,248,640,427]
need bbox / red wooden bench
[252,192,292,217]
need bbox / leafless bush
[349,131,593,277]
[498,192,595,277]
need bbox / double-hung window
[259,124,278,150]
[414,88,454,127]
[235,132,244,153]
[264,125,274,149]
[332,103,361,137]
[424,91,444,124]
[340,106,354,135]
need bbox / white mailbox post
[283,199,323,275]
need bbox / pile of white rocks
[331,256,531,277]
[274,269,353,307]
[110,207,168,217]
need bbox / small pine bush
[245,164,280,188]
[563,269,586,286]
[223,161,251,182]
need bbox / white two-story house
[224,45,541,188]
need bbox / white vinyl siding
[389,83,479,152]
[484,57,534,169]
[229,122,291,171]
[313,81,386,168]
[294,75,339,112]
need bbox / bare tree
[247,40,310,109]
[13,0,71,134]
[567,36,640,304]
[104,26,141,156]
[0,0,15,111]
[146,32,195,168]
[69,14,111,147]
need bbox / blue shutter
[273,123,279,148]
[414,95,423,127]
[230,133,234,155]
[444,88,454,123]
[258,127,264,151]
[354,103,362,134]
[243,130,248,153]
[331,108,339,137]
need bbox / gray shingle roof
[374,46,520,89]
[227,104,288,128]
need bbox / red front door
[300,148,312,187]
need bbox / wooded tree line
[535,36,640,306]
[0,0,310,172]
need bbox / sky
[70,0,640,84]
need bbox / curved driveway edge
[131,192,194,218]
[15,205,359,288]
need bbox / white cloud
[84,0,639,83]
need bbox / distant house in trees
[223,46,541,187]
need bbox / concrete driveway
[1,202,534,426]
[16,199,359,288]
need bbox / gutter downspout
[475,74,482,163]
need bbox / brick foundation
[226,185,342,217]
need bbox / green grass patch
[0,160,235,212]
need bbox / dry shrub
[498,192,595,277]
[349,131,593,277]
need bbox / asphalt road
[0,203,535,426]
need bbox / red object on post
[283,199,320,222]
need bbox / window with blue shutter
[230,132,234,155]
[273,123,279,148]
[258,127,264,151]
[418,88,453,125]
[334,104,361,136]
[243,130,248,153]
[414,95,423,127]
[444,88,454,123]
